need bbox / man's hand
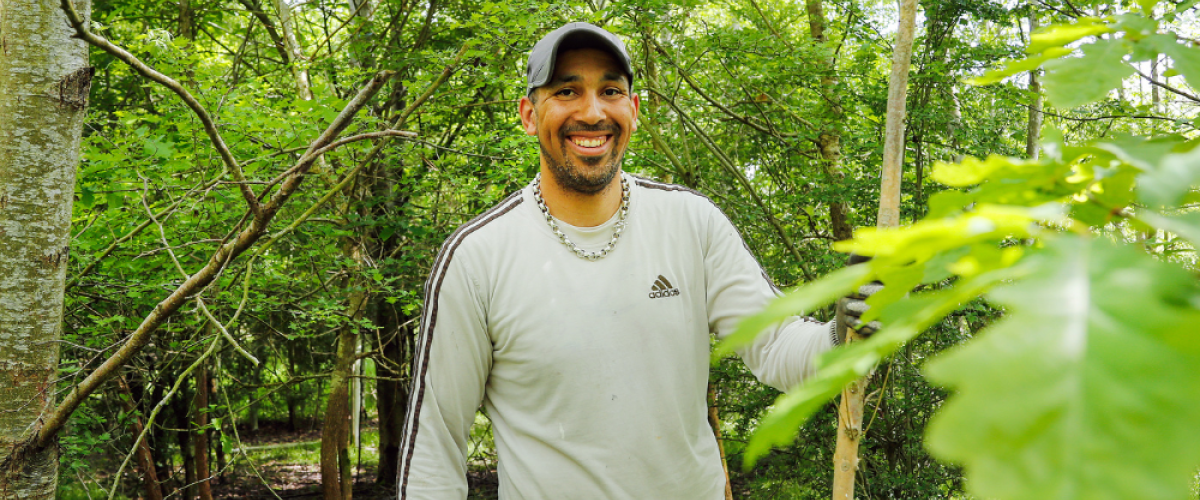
[833,254,883,345]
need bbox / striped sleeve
[694,189,834,392]
[396,194,521,499]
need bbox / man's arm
[397,251,491,500]
[703,205,833,393]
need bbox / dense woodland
[1,0,1198,498]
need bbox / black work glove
[832,254,883,346]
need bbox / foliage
[27,0,1195,497]
[725,3,1200,499]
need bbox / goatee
[540,124,624,195]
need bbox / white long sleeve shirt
[397,174,833,500]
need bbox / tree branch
[59,0,262,215]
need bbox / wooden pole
[832,0,918,498]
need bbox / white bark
[0,0,91,496]
[877,0,919,230]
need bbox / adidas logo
[648,275,681,299]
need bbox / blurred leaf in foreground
[925,235,1200,500]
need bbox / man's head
[520,23,639,195]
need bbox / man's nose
[576,93,605,124]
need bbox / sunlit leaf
[743,267,1018,465]
[1043,39,1133,109]
[925,235,1200,500]
[714,264,870,359]
[1028,19,1113,54]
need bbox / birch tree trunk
[0,0,91,496]
[1026,11,1042,160]
[833,0,918,498]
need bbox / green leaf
[926,190,975,219]
[1043,39,1134,109]
[1028,19,1114,54]
[743,267,1017,466]
[1139,211,1200,248]
[1137,143,1200,207]
[1145,36,1200,92]
[966,48,1072,85]
[79,188,95,208]
[1092,134,1184,173]
[924,235,1200,500]
[714,264,870,360]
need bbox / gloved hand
[832,254,883,345]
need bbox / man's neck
[537,167,623,228]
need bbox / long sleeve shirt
[396,174,834,499]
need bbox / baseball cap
[525,22,634,95]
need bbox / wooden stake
[832,0,918,498]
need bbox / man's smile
[567,134,613,155]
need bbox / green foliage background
[50,0,1198,497]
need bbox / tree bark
[174,383,196,500]
[834,0,918,498]
[806,0,853,241]
[322,232,367,500]
[1026,10,1042,160]
[374,316,409,486]
[0,0,90,496]
[194,358,213,500]
[117,376,164,500]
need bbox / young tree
[0,0,91,496]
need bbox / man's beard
[539,124,624,195]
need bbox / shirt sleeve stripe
[397,190,524,499]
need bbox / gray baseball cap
[526,22,634,95]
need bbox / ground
[60,419,502,500]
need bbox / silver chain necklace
[532,173,630,261]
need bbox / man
[396,22,876,499]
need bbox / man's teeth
[572,137,605,148]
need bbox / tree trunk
[834,0,919,498]
[117,376,164,500]
[806,0,853,241]
[321,318,360,500]
[193,359,213,500]
[1026,11,1042,160]
[708,385,734,500]
[374,316,409,486]
[174,383,196,500]
[0,0,90,495]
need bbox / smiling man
[395,22,876,500]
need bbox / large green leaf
[1043,39,1134,109]
[1146,35,1200,90]
[1139,211,1200,248]
[925,235,1200,500]
[1136,143,1200,208]
[1028,19,1114,54]
[742,266,1018,466]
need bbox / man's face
[520,48,640,195]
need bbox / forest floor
[62,419,501,499]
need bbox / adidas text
[648,289,681,299]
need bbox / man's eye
[604,88,624,96]
[556,88,576,96]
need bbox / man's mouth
[570,135,610,148]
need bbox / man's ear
[630,92,640,133]
[519,95,538,136]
